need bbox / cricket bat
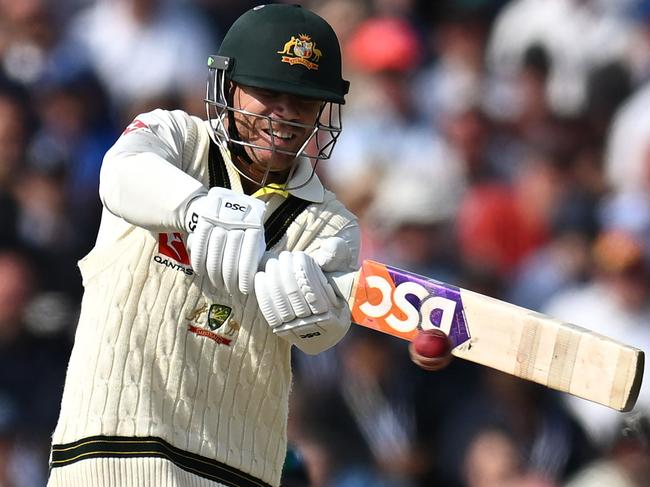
[330,260,645,412]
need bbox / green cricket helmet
[205,4,349,187]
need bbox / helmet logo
[277,34,322,70]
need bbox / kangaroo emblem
[277,34,322,70]
[277,36,299,55]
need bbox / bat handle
[327,271,356,302]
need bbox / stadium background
[0,0,649,485]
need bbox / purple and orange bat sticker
[351,260,471,348]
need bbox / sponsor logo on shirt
[122,119,149,136]
[155,233,193,275]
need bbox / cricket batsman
[47,5,360,486]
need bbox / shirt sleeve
[99,109,208,232]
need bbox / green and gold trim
[51,435,271,487]
[264,195,311,250]
[208,138,231,190]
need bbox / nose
[272,94,302,121]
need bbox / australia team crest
[277,34,322,70]
[186,303,240,346]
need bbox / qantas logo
[155,233,193,275]
[158,233,190,264]
[122,119,149,136]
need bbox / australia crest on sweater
[186,303,240,346]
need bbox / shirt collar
[281,156,325,203]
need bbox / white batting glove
[254,250,351,355]
[186,187,266,295]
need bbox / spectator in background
[28,69,117,255]
[322,15,445,195]
[604,79,650,195]
[0,0,62,87]
[439,106,499,184]
[364,165,463,283]
[0,250,71,484]
[0,86,29,248]
[506,143,602,311]
[13,148,83,298]
[484,0,636,118]
[565,415,650,487]
[436,368,595,487]
[456,143,566,281]
[412,6,490,130]
[65,0,217,120]
[0,87,29,194]
[463,427,557,487]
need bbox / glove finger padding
[292,251,339,314]
[222,229,244,294]
[188,218,212,277]
[264,258,295,322]
[254,271,283,328]
[239,228,265,295]
[279,251,311,318]
[255,250,351,355]
[205,226,227,288]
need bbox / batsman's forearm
[100,150,207,232]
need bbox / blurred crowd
[1,0,650,486]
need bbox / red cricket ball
[412,328,451,358]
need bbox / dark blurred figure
[12,150,84,299]
[583,61,633,143]
[0,0,61,87]
[456,143,567,282]
[29,69,117,258]
[436,368,596,487]
[565,414,650,487]
[281,446,311,487]
[291,328,479,486]
[506,141,602,311]
[0,250,72,485]
[65,0,216,119]
[463,427,557,487]
[0,85,29,248]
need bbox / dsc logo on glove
[225,201,247,212]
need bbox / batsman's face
[232,84,322,175]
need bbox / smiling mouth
[263,127,296,140]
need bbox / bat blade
[331,260,644,412]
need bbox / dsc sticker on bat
[350,260,471,347]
